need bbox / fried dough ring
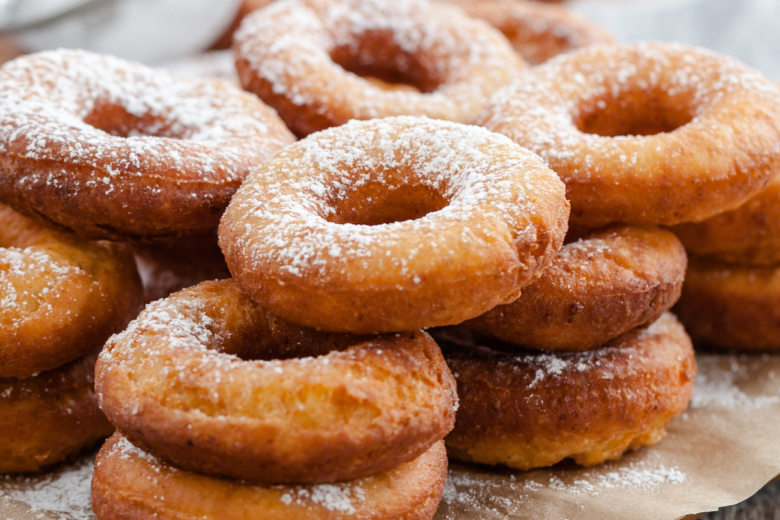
[441,0,614,65]
[0,49,294,241]
[463,226,687,351]
[96,279,457,484]
[674,256,780,351]
[0,204,142,379]
[219,117,569,334]
[233,0,523,137]
[132,230,231,303]
[92,433,447,520]
[479,42,780,228]
[0,354,114,473]
[672,177,780,266]
[439,313,696,470]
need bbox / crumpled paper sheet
[2,353,778,520]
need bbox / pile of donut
[0,0,779,518]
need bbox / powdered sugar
[691,354,780,409]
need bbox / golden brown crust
[96,279,457,484]
[0,50,294,241]
[440,313,697,470]
[0,354,114,473]
[479,42,780,227]
[464,226,687,351]
[219,117,569,334]
[132,230,231,303]
[0,204,143,378]
[672,177,780,266]
[92,434,447,520]
[441,0,613,65]
[233,0,523,137]
[674,256,780,351]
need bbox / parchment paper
[2,352,778,520]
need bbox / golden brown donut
[674,256,780,351]
[0,203,142,379]
[439,313,696,470]
[672,176,780,266]
[479,42,780,228]
[0,354,114,473]
[92,433,447,520]
[96,279,457,484]
[0,49,294,242]
[440,0,613,65]
[233,0,523,137]
[132,230,231,303]
[219,117,569,334]
[463,226,687,351]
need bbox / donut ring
[672,177,780,266]
[0,49,294,242]
[674,256,780,351]
[0,354,114,473]
[479,42,780,228]
[219,117,569,334]
[132,230,231,303]
[92,433,447,520]
[233,0,523,137]
[441,0,614,65]
[96,279,457,484]
[0,204,142,379]
[438,313,696,469]
[463,226,687,351]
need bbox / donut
[233,0,523,137]
[220,117,569,334]
[478,42,780,228]
[440,0,614,65]
[674,256,780,351]
[0,49,295,242]
[0,203,143,379]
[672,176,780,266]
[92,433,447,520]
[132,230,231,303]
[96,279,458,484]
[0,354,114,473]
[438,312,697,470]
[463,226,687,352]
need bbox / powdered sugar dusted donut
[233,0,523,137]
[479,42,780,227]
[97,279,457,484]
[219,117,570,334]
[0,49,294,241]
[92,433,448,520]
[441,0,613,65]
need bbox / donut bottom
[0,354,114,473]
[441,313,696,470]
[674,256,780,351]
[92,434,447,520]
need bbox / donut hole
[83,101,186,139]
[575,91,694,137]
[327,184,449,226]
[329,32,443,93]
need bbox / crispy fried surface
[464,226,687,351]
[97,279,457,484]
[0,50,294,241]
[92,434,447,520]
[219,117,569,334]
[675,256,780,351]
[233,0,522,137]
[0,204,143,378]
[0,354,114,473]
[479,42,780,227]
[672,177,780,266]
[440,313,696,470]
[441,0,613,65]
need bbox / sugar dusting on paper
[691,354,780,409]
